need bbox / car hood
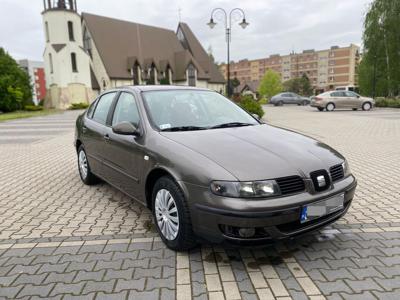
[160,124,344,181]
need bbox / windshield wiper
[160,126,208,132]
[210,122,255,129]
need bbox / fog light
[238,227,256,238]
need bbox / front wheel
[362,102,372,111]
[77,145,100,185]
[326,103,335,112]
[152,176,197,251]
[302,100,309,106]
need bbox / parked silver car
[270,92,310,106]
[311,91,374,111]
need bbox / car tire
[77,145,100,185]
[302,100,309,106]
[152,176,197,251]
[317,107,324,112]
[362,102,372,111]
[278,101,284,106]
[326,103,335,112]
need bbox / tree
[258,69,282,99]
[300,73,313,96]
[0,48,32,112]
[359,0,400,97]
[231,77,240,89]
[283,74,313,96]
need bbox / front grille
[276,176,305,195]
[330,164,344,182]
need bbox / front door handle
[103,134,110,141]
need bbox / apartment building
[220,44,360,93]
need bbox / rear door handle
[103,134,110,141]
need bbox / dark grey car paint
[75,86,356,243]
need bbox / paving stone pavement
[0,107,399,299]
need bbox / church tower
[42,0,93,109]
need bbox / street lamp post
[207,8,249,97]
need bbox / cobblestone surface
[0,107,399,299]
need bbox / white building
[42,0,225,109]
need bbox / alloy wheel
[78,150,88,179]
[326,103,335,111]
[363,103,371,111]
[155,189,179,240]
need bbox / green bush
[375,98,400,108]
[24,105,43,111]
[237,95,265,118]
[69,102,89,110]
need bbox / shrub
[374,98,400,108]
[69,102,89,110]
[24,105,43,111]
[237,95,265,118]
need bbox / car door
[281,93,291,104]
[345,91,361,108]
[330,91,345,108]
[82,91,118,177]
[102,91,145,200]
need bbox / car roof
[119,85,212,92]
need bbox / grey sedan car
[75,86,357,250]
[270,92,310,106]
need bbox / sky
[0,0,372,63]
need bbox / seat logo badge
[317,175,326,187]
[144,155,149,161]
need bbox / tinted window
[112,93,140,126]
[331,91,344,97]
[86,99,97,118]
[282,93,292,97]
[345,91,358,97]
[92,92,116,125]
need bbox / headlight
[342,160,351,177]
[210,180,280,198]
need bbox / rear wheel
[302,100,308,106]
[326,103,335,112]
[152,176,197,251]
[362,102,372,111]
[278,101,284,106]
[77,145,100,185]
[317,107,324,112]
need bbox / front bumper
[186,175,357,245]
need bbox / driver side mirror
[112,121,140,136]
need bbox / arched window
[45,22,50,42]
[83,27,92,58]
[68,21,74,41]
[71,52,78,72]
[49,53,53,73]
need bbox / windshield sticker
[159,124,171,130]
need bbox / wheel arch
[144,167,185,211]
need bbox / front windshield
[142,90,259,131]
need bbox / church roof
[81,13,225,84]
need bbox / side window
[112,92,140,126]
[92,92,117,125]
[331,92,341,97]
[345,91,357,97]
[86,99,97,119]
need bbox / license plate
[300,194,344,223]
